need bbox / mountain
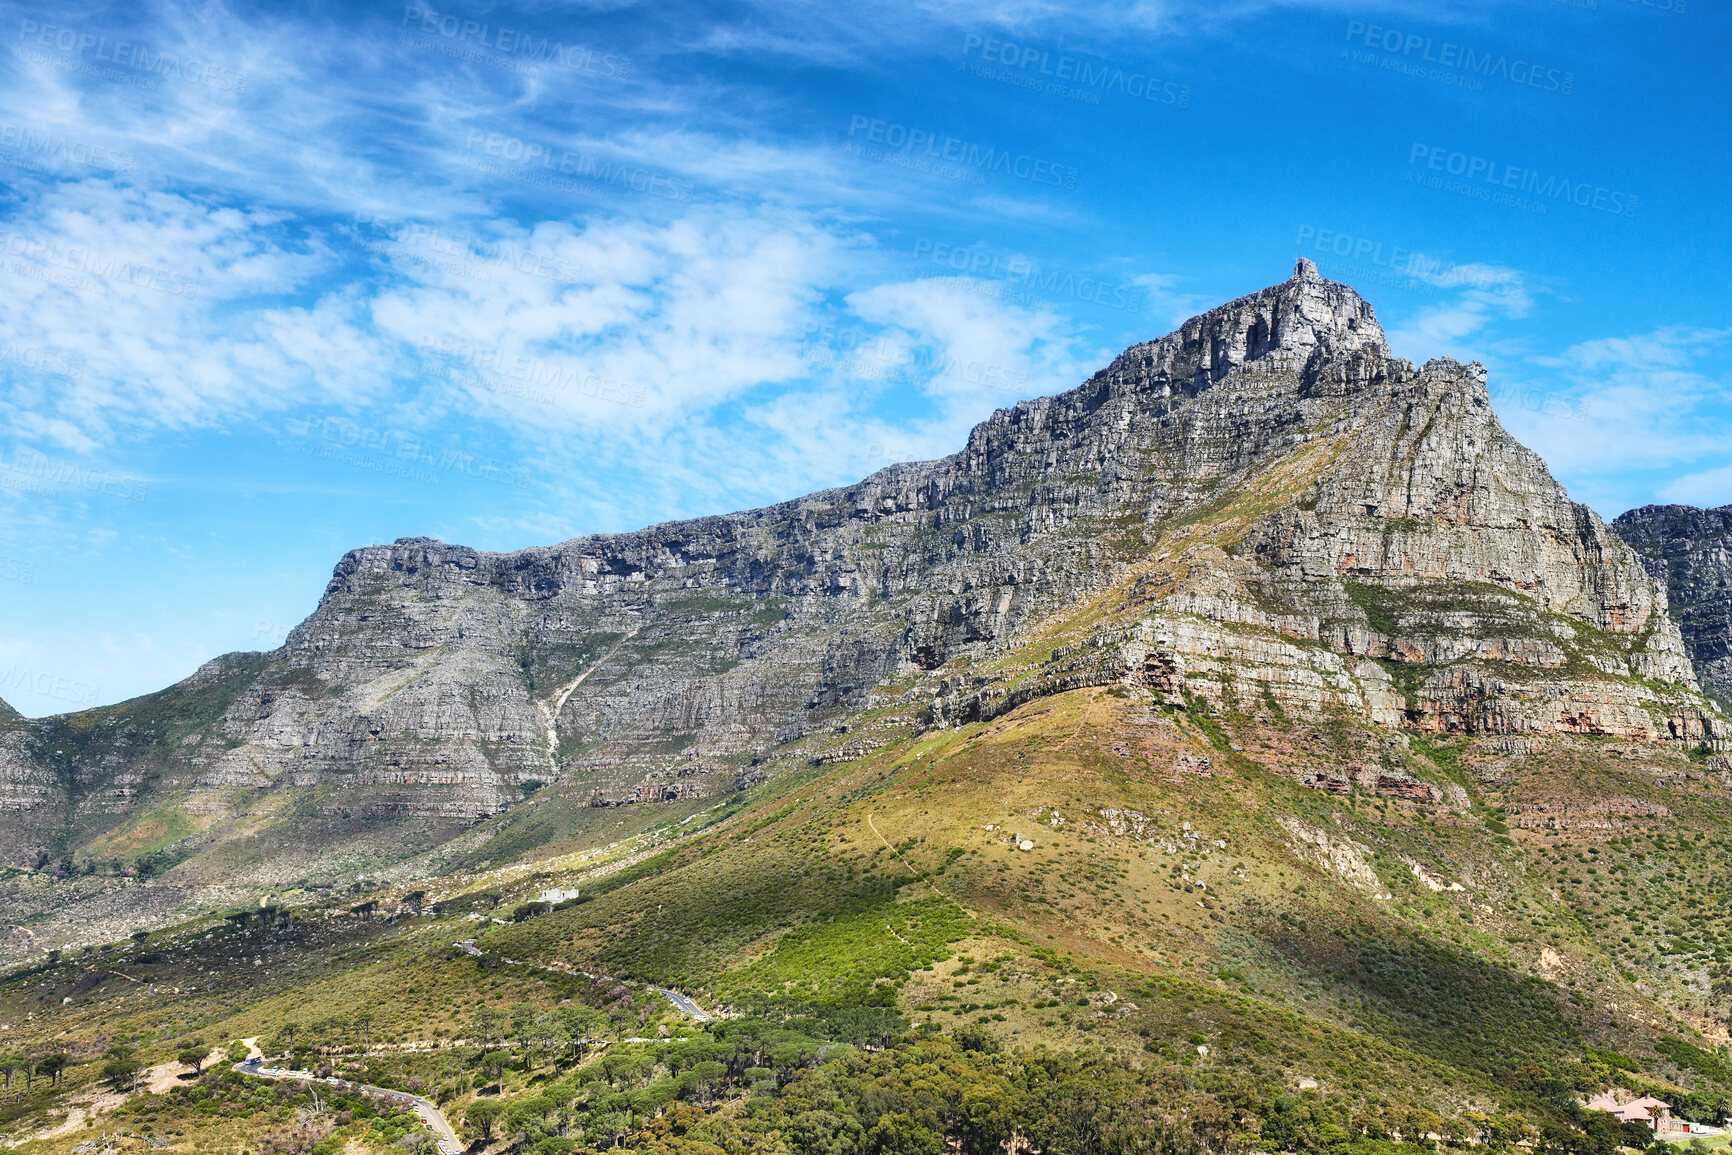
[7,263,1732,1154]
[0,260,1723,959]
[1613,503,1732,710]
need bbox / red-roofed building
[1585,1094,1673,1133]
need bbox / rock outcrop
[1613,503,1732,709]
[1,261,1721,918]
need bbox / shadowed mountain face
[0,260,1723,955]
[1614,503,1732,711]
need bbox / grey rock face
[1613,504,1732,709]
[1,261,1720,903]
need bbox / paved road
[455,939,714,1022]
[236,1058,462,1154]
[653,986,712,1023]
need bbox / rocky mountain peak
[1094,262,1388,404]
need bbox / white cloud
[845,275,1102,403]
[1383,262,1533,362]
[369,207,845,427]
[0,181,390,442]
[1492,325,1732,514]
[1660,464,1732,508]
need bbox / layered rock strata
[1613,503,1732,709]
[2,260,1721,889]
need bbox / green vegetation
[1658,1037,1732,1084]
[711,894,971,1010]
[2,618,1729,1154]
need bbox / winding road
[228,942,714,1153]
[454,939,714,1022]
[235,1058,462,1154]
[653,986,712,1023]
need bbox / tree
[557,1006,602,1064]
[868,1111,944,1155]
[466,1098,503,1140]
[952,1025,1002,1055]
[543,1079,578,1126]
[508,1095,553,1143]
[101,1046,145,1093]
[470,1006,506,1056]
[673,1061,726,1105]
[787,1109,868,1155]
[178,1046,208,1074]
[510,1001,539,1051]
[529,1010,560,1067]
[35,1054,68,1089]
[588,1109,631,1149]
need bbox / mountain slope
[7,672,1732,1154]
[0,260,1722,961]
[5,264,1732,1154]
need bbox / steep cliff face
[1,261,1721,938]
[1613,503,1732,709]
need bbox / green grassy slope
[4,672,1731,1155]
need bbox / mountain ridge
[1,260,1725,961]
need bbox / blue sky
[0,0,1726,715]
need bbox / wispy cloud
[1496,326,1732,514]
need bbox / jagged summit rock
[1613,502,1732,709]
[1098,257,1388,404]
[0,264,1722,950]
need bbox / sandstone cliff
[1613,503,1732,710]
[1,261,1721,951]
